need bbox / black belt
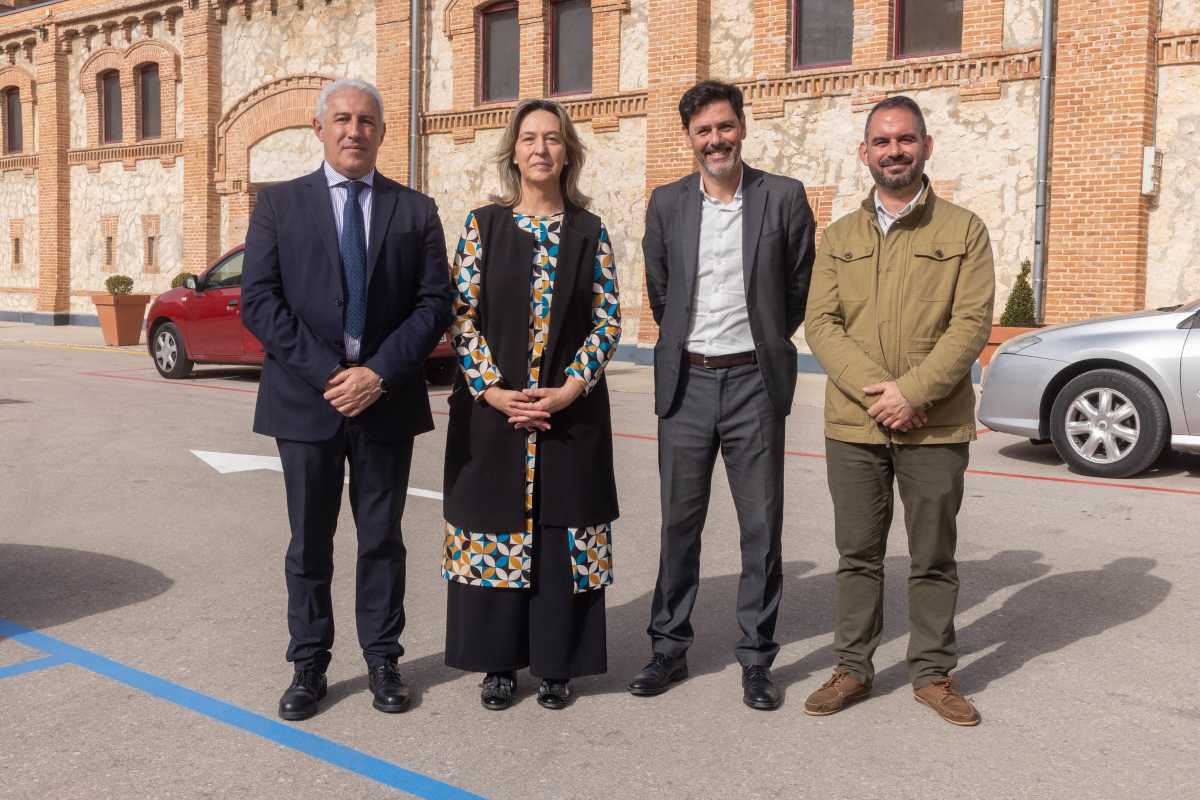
[685,350,757,369]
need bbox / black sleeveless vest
[442,203,619,532]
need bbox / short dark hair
[863,95,927,141]
[678,80,745,129]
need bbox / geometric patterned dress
[441,209,621,594]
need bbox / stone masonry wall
[1005,0,1043,49]
[68,160,184,314]
[249,127,324,185]
[619,0,648,92]
[1146,64,1200,308]
[426,0,454,111]
[0,171,39,310]
[221,0,376,115]
[1162,0,1200,32]
[709,0,753,81]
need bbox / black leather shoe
[278,667,327,721]
[368,659,411,713]
[627,653,688,696]
[537,679,571,710]
[742,665,782,710]
[480,671,517,711]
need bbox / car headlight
[998,335,1042,355]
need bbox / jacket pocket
[830,243,875,302]
[913,240,966,301]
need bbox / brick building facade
[0,0,1196,352]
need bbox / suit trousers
[825,438,969,689]
[276,422,414,672]
[648,363,785,667]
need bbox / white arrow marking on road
[190,450,444,500]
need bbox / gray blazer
[642,164,816,418]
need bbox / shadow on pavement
[997,440,1200,480]
[0,543,173,632]
[186,367,262,383]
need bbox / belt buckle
[702,353,716,368]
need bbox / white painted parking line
[190,449,444,500]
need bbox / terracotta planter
[981,325,1039,368]
[92,293,151,347]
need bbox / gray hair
[315,78,385,121]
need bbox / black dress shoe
[742,665,782,710]
[278,668,327,721]
[627,653,688,697]
[368,659,411,713]
[480,671,517,711]
[537,679,571,710]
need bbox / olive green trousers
[824,438,969,689]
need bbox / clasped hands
[863,380,928,432]
[324,366,382,418]
[482,379,586,431]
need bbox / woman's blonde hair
[490,99,591,209]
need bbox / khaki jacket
[804,183,995,445]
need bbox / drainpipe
[409,0,423,191]
[1032,0,1057,323]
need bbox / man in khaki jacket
[803,96,994,726]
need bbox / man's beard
[870,154,925,191]
[698,142,741,179]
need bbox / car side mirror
[185,275,199,292]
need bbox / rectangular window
[793,0,853,69]
[105,235,114,269]
[139,64,161,140]
[4,88,21,153]
[896,0,963,58]
[145,235,157,272]
[551,0,592,95]
[11,237,20,270]
[481,2,519,103]
[101,71,123,143]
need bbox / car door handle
[227,299,239,307]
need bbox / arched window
[896,0,963,59]
[3,87,21,153]
[100,69,122,143]
[792,0,853,69]
[139,63,161,140]
[550,0,592,95]
[480,2,519,102]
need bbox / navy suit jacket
[241,165,453,443]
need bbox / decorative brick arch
[124,39,181,141]
[214,74,333,194]
[79,42,181,148]
[0,65,35,155]
[213,75,333,248]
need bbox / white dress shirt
[323,161,375,362]
[875,179,927,236]
[686,170,755,357]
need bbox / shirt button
[935,249,945,258]
[335,298,344,307]
[844,251,853,259]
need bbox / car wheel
[1049,368,1169,478]
[152,322,194,379]
[423,357,457,386]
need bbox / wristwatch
[377,375,390,395]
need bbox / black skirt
[445,524,607,679]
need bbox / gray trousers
[825,438,969,689]
[648,363,785,667]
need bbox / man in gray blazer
[628,80,815,709]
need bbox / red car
[145,245,458,384]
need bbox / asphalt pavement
[1,322,1198,800]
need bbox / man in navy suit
[241,78,453,721]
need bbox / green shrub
[1000,259,1036,327]
[171,272,196,289]
[104,275,134,295]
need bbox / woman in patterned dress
[441,99,621,710]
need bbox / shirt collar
[699,167,744,207]
[874,177,928,222]
[324,161,376,189]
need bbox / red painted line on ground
[80,371,260,394]
[961,468,1200,497]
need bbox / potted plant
[92,274,151,347]
[981,259,1040,368]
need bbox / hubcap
[1063,387,1139,465]
[155,330,177,372]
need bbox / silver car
[978,299,1200,478]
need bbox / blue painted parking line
[0,619,486,800]
[0,654,66,680]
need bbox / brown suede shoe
[803,668,870,716]
[913,677,980,726]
